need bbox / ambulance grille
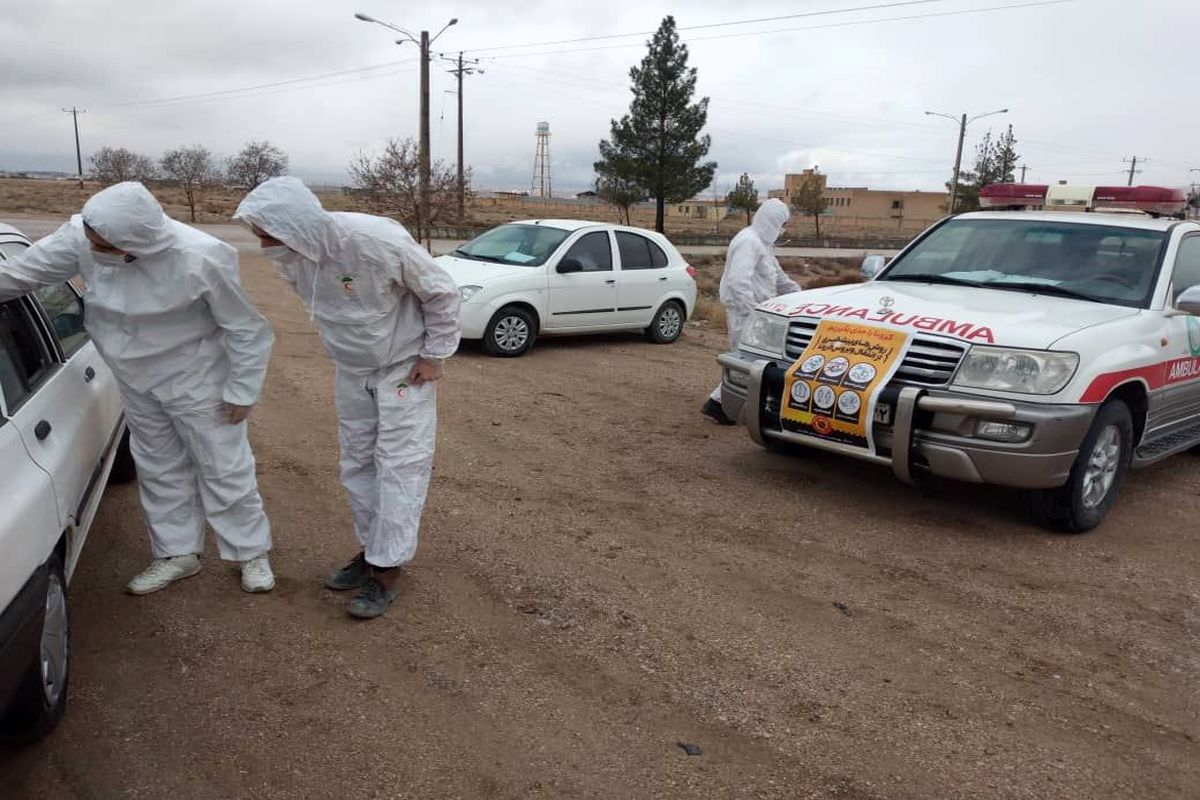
[784,318,967,387]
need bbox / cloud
[2,0,1197,193]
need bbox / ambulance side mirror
[860,255,886,280]
[1176,285,1200,315]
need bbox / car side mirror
[557,258,584,274]
[860,254,886,280]
[1176,284,1200,315]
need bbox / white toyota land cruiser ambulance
[718,211,1200,532]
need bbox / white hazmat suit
[710,198,801,402]
[0,183,274,562]
[233,178,461,569]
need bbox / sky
[1,0,1197,197]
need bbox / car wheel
[645,301,685,344]
[1023,400,1132,533]
[108,429,137,484]
[1,552,70,743]
[483,306,537,357]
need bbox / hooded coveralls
[0,182,274,561]
[233,178,460,568]
[710,198,802,402]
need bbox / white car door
[546,230,618,329]
[0,347,60,617]
[613,230,673,325]
[33,282,121,472]
[0,298,96,531]
[1154,233,1200,438]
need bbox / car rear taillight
[685,265,697,277]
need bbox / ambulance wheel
[1023,400,1132,533]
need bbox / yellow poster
[781,320,911,454]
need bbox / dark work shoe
[348,578,400,620]
[701,398,736,426]
[324,552,369,591]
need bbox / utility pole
[419,29,431,248]
[354,12,456,250]
[1123,156,1143,186]
[446,52,482,222]
[1019,164,1029,183]
[949,113,967,214]
[925,108,1007,215]
[62,107,85,188]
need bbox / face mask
[91,251,128,267]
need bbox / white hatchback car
[0,223,132,742]
[436,220,698,356]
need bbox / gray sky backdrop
[1,0,1196,196]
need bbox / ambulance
[718,211,1200,531]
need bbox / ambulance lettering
[782,303,995,343]
[1168,358,1200,382]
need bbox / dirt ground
[1,241,1199,798]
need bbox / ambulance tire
[1023,400,1132,533]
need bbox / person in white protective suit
[703,198,801,425]
[233,177,460,620]
[0,182,277,594]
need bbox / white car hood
[757,280,1141,349]
[435,253,542,286]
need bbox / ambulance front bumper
[718,352,1095,489]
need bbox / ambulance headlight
[739,311,789,356]
[952,346,1079,395]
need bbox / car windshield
[452,224,572,267]
[880,218,1168,308]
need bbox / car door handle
[84,366,96,383]
[35,420,52,441]
[658,276,668,281]
[605,279,616,285]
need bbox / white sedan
[436,220,698,356]
[0,223,133,742]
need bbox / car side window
[1172,236,1200,301]
[616,232,669,270]
[562,231,613,272]
[35,284,89,356]
[0,300,55,412]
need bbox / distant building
[768,168,948,230]
[666,198,732,220]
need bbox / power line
[95,58,418,111]
[484,0,1076,60]
[466,0,955,53]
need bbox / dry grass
[687,253,867,330]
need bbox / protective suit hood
[81,182,173,256]
[750,198,789,245]
[233,176,334,263]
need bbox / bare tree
[227,140,288,189]
[88,146,157,185]
[790,173,829,238]
[595,174,645,225]
[348,138,461,244]
[160,146,222,222]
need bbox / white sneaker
[126,555,201,595]
[240,554,275,593]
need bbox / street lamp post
[925,108,1009,214]
[355,12,457,247]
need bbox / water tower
[531,121,552,198]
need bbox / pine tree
[726,173,759,225]
[948,131,1000,213]
[994,125,1019,184]
[595,16,717,233]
